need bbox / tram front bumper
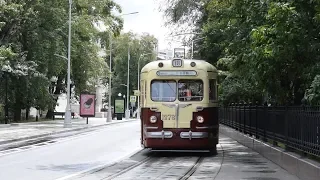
[145,131,173,139]
[143,128,218,149]
[144,128,211,140]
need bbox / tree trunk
[46,109,54,119]
[45,75,64,119]
[13,107,21,122]
[293,80,304,105]
[26,108,29,120]
[13,88,22,122]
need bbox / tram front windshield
[151,79,203,102]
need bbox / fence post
[238,103,243,132]
[249,102,252,136]
[263,103,268,142]
[231,103,236,129]
[284,105,289,150]
[240,102,243,132]
[244,102,247,134]
[235,103,238,130]
[272,105,278,146]
[317,106,320,150]
[255,101,259,139]
[301,104,307,156]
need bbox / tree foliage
[108,32,157,103]
[0,0,123,121]
[162,0,320,105]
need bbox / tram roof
[141,58,218,73]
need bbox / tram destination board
[156,70,197,76]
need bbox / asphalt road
[0,120,142,180]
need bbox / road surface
[70,134,300,180]
[0,120,141,180]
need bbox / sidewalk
[0,117,138,146]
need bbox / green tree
[162,0,320,105]
[0,0,123,121]
[108,32,157,105]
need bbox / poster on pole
[174,48,185,58]
[80,93,96,117]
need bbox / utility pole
[107,32,112,122]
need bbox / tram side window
[209,79,217,100]
[178,80,203,101]
[151,80,176,102]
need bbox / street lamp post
[64,0,72,128]
[125,45,130,120]
[107,32,112,122]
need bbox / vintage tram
[139,58,219,152]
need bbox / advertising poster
[114,99,125,114]
[174,48,185,58]
[80,93,96,117]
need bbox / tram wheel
[208,147,217,155]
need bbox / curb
[0,119,138,146]
[0,124,11,129]
[219,124,320,180]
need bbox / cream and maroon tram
[139,58,219,152]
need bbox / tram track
[71,147,226,180]
[212,144,224,180]
[178,156,204,180]
[103,156,154,180]
[102,154,213,180]
[61,135,300,180]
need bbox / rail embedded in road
[60,134,301,180]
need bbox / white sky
[113,0,188,51]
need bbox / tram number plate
[162,115,176,120]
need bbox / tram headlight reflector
[150,116,157,123]
[197,116,204,123]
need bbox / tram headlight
[197,116,204,123]
[150,116,157,123]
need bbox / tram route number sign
[172,59,183,67]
